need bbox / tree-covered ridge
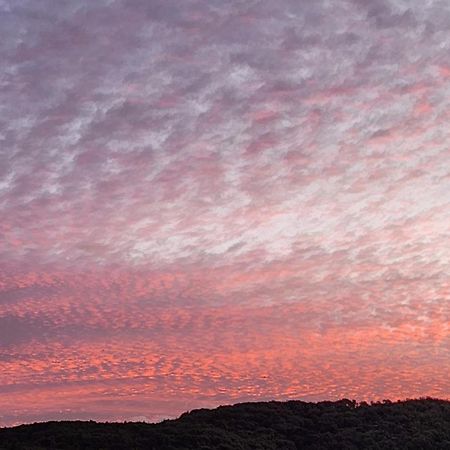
[0,398,449,449]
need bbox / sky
[0,0,449,427]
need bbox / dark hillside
[1,398,449,449]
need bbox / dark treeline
[1,398,450,449]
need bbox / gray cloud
[0,0,449,426]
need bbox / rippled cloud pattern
[0,0,449,426]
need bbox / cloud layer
[0,0,449,425]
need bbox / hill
[0,398,449,449]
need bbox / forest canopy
[0,398,449,449]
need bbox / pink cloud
[1,0,449,426]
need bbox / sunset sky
[1,0,449,427]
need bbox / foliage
[0,398,449,449]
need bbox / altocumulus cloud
[0,0,449,426]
